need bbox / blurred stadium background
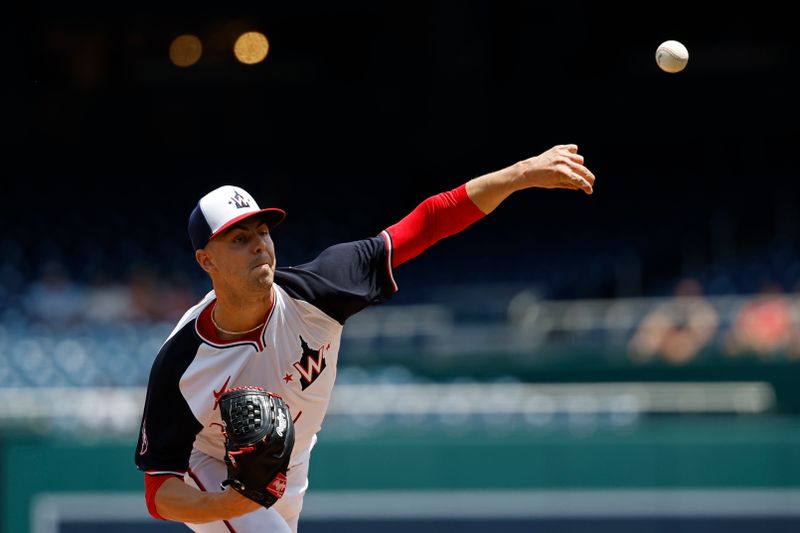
[3,2,800,532]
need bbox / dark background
[5,2,799,301]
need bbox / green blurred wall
[5,416,800,533]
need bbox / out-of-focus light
[169,34,202,67]
[234,32,269,64]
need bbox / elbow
[145,474,180,521]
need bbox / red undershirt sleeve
[385,184,486,268]
[144,473,183,520]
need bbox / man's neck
[212,288,274,337]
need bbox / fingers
[557,145,594,195]
[562,144,584,158]
[565,158,596,186]
[566,151,584,164]
[556,144,584,164]
[533,144,595,195]
[558,144,578,154]
[571,174,593,195]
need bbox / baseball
[656,40,689,73]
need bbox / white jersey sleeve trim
[145,470,186,477]
[380,230,399,293]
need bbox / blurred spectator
[84,272,133,323]
[128,266,162,322]
[724,281,797,358]
[23,261,86,326]
[161,272,198,322]
[628,277,720,365]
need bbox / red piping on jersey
[187,468,237,532]
[385,183,485,268]
[144,472,184,521]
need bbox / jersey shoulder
[275,236,396,324]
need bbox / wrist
[496,161,525,195]
[510,160,528,191]
[209,489,239,520]
[216,487,262,519]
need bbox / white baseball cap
[188,185,286,250]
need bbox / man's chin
[251,273,274,291]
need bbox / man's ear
[195,249,216,273]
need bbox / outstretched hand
[517,144,595,195]
[465,143,597,214]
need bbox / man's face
[199,216,277,295]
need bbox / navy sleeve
[135,322,204,473]
[275,236,397,324]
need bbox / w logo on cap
[189,185,286,251]
[229,190,251,209]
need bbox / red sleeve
[385,184,486,267]
[144,473,183,520]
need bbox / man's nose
[253,234,270,254]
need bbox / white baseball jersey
[135,235,397,507]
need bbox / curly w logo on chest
[291,335,330,390]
